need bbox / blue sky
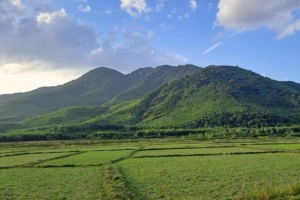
[0,0,300,94]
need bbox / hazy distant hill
[0,87,55,103]
[0,65,200,122]
[84,66,300,128]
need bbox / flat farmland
[0,152,70,167]
[143,142,234,149]
[38,150,132,166]
[133,147,267,157]
[0,139,300,199]
[0,167,104,199]
[118,153,300,199]
[245,143,300,151]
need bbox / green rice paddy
[0,138,300,199]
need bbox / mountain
[106,64,201,105]
[84,65,300,128]
[0,67,150,122]
[21,106,107,127]
[0,87,55,103]
[0,65,200,122]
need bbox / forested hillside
[106,64,201,105]
[84,66,300,128]
[0,65,200,122]
[1,65,300,141]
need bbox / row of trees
[1,120,300,142]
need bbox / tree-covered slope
[2,65,198,123]
[0,67,152,121]
[106,64,201,105]
[86,66,300,128]
[21,106,107,127]
[3,65,300,128]
[0,87,55,103]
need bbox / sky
[0,0,300,94]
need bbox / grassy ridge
[102,164,134,200]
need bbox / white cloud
[120,0,150,17]
[0,1,99,71]
[189,0,197,11]
[215,0,300,38]
[202,42,223,54]
[37,9,67,23]
[167,14,172,18]
[78,5,91,12]
[155,0,167,12]
[277,19,300,39]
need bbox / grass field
[143,142,236,149]
[39,150,132,166]
[118,153,300,199]
[0,167,104,199]
[0,138,300,199]
[0,152,70,167]
[133,147,268,158]
[245,143,300,151]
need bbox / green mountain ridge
[81,66,300,128]
[0,86,56,103]
[0,65,200,122]
[1,65,300,135]
[0,67,147,122]
[106,64,201,106]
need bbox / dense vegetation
[0,65,300,142]
[0,65,200,122]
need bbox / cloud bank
[215,0,300,38]
[0,0,186,74]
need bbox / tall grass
[102,164,134,200]
[238,182,300,200]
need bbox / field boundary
[132,150,285,158]
[141,145,236,151]
[0,150,81,158]
[0,152,82,170]
[101,164,134,199]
